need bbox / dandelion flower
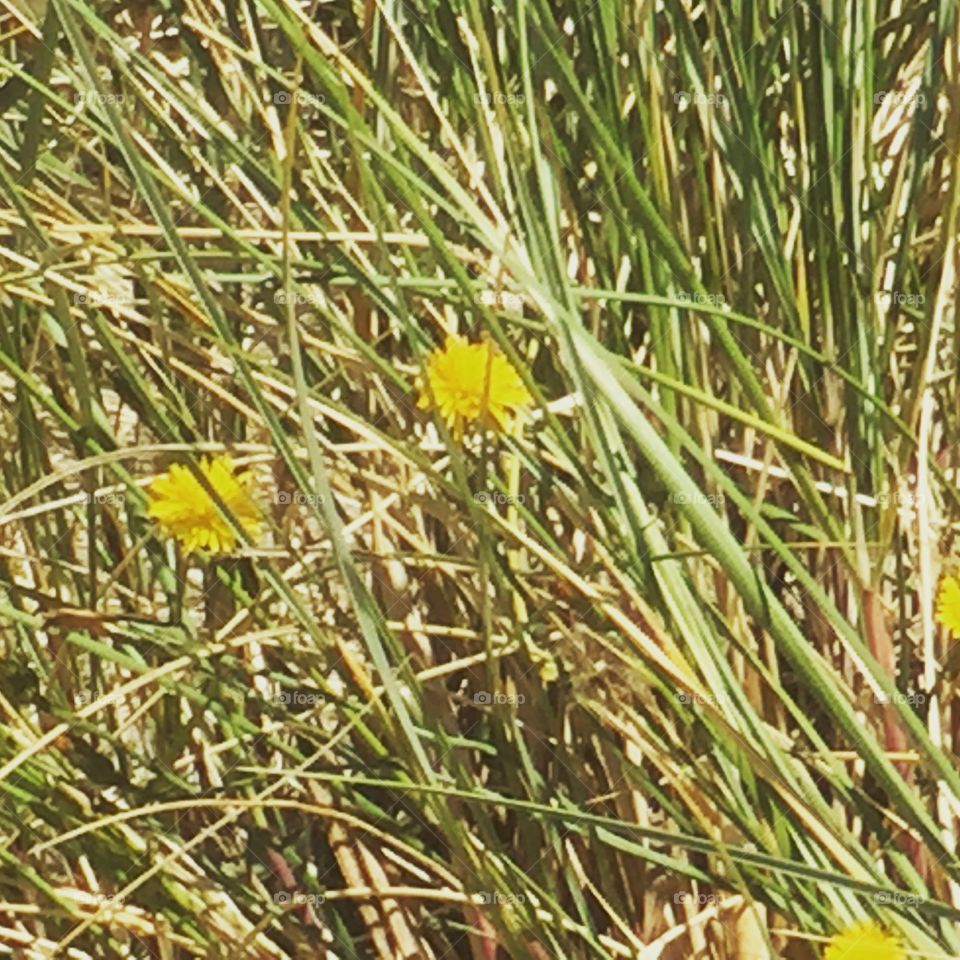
[823,921,903,960]
[148,455,261,554]
[417,334,532,439]
[936,573,960,637]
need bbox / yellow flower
[148,455,261,554]
[936,574,960,638]
[823,921,903,960]
[417,334,532,439]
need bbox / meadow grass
[0,0,957,957]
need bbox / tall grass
[0,0,957,956]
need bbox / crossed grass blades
[2,0,960,957]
